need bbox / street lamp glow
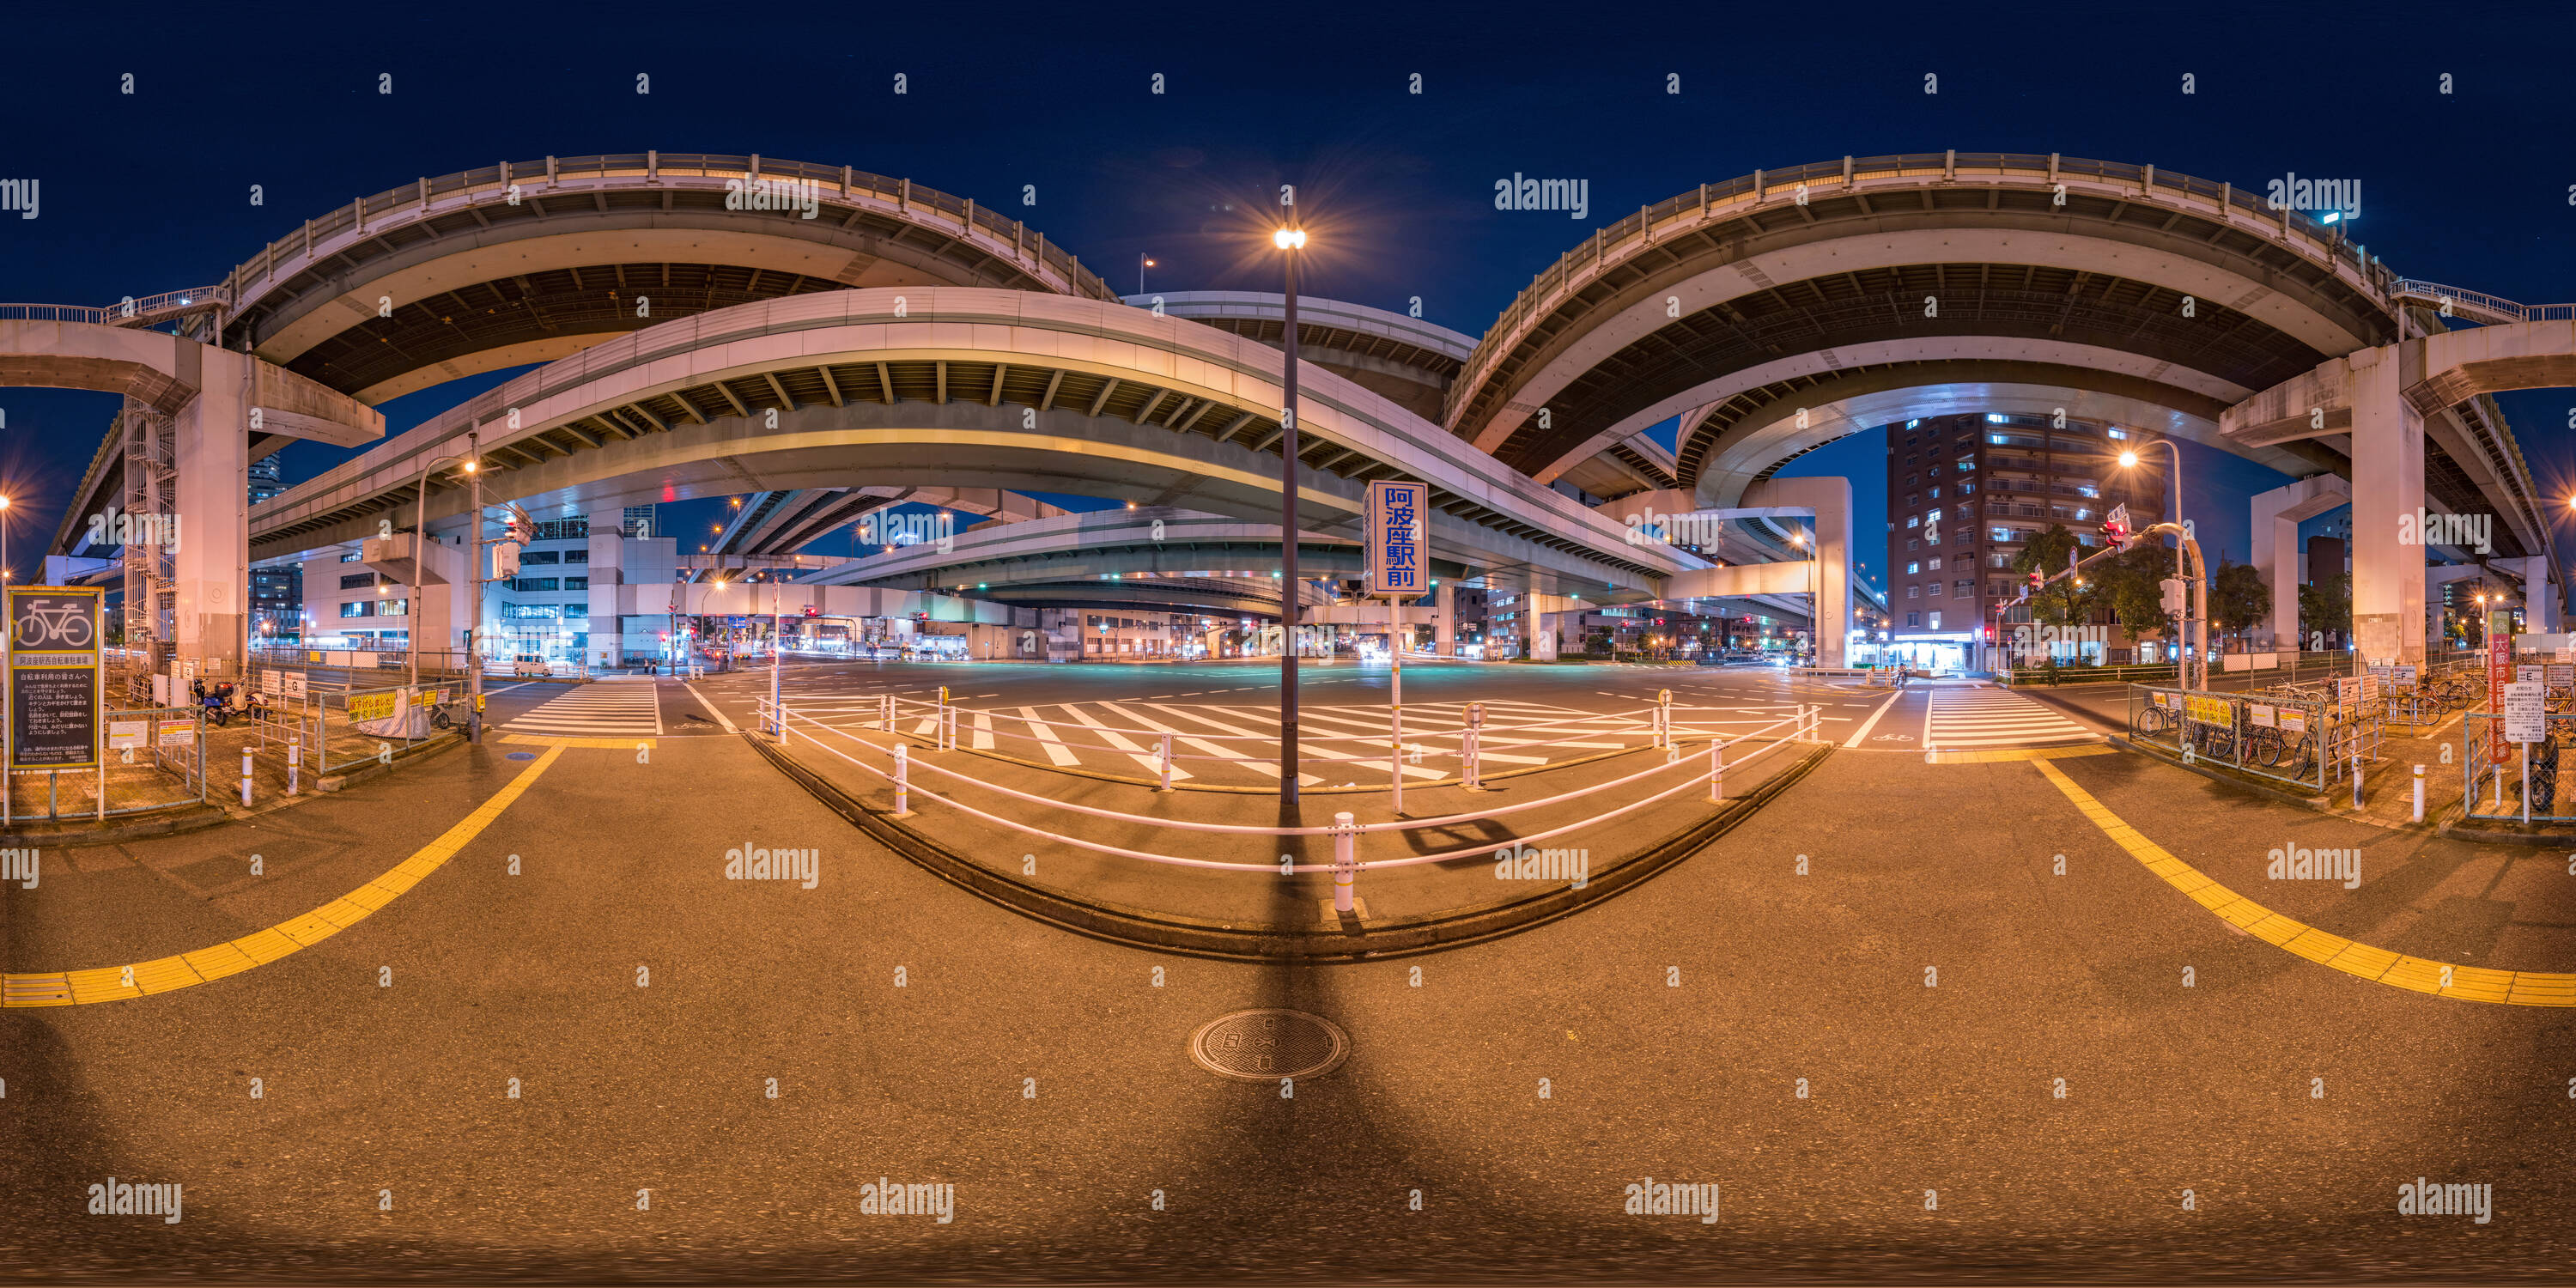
[1272,228,1306,249]
[2118,450,2140,468]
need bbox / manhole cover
[505,752,537,761]
[1188,1009,1350,1081]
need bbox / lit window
[1906,516,1920,528]
[1906,562,1920,574]
[1928,487,1941,499]
[1905,419,1921,428]
[2106,427,2128,440]
[1929,612,1942,629]
[1927,509,1943,524]
[1959,482,1975,495]
[1985,414,2007,423]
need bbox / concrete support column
[2349,345,2427,663]
[1741,476,1853,667]
[173,348,249,677]
[2249,475,2350,650]
[1434,580,1455,656]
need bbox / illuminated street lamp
[1273,219,1309,800]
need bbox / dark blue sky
[4,0,2572,582]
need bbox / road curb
[744,729,1832,961]
[0,802,230,848]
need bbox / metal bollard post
[945,704,957,752]
[288,738,301,795]
[1390,704,1405,816]
[1709,738,1726,803]
[1657,688,1672,749]
[240,749,253,806]
[1463,702,1485,791]
[1332,811,1358,914]
[1158,732,1175,791]
[893,743,912,816]
[2412,763,2424,823]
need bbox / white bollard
[882,692,893,732]
[1462,703,1484,791]
[1390,703,1405,816]
[893,743,912,816]
[2412,763,2424,823]
[1657,689,1672,749]
[1332,811,1357,914]
[1157,732,1175,791]
[1709,738,1726,803]
[240,749,253,806]
[287,737,301,796]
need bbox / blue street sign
[1364,479,1429,599]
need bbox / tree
[2210,560,2271,646]
[2097,542,2177,643]
[2298,572,2351,648]
[2008,524,2095,628]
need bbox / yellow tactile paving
[2,745,563,1007]
[1931,745,2117,764]
[2033,758,2576,1006]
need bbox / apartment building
[1883,412,2167,671]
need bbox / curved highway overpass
[245,289,1701,598]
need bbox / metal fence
[2462,714,2576,823]
[2125,685,2375,793]
[310,683,464,775]
[2,705,209,826]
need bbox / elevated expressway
[1446,152,2566,659]
[243,289,1710,636]
[46,155,1110,561]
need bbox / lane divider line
[1843,688,1905,748]
[2032,757,2573,1006]
[2,746,568,1008]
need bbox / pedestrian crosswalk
[502,683,664,738]
[1923,686,2100,750]
[768,694,1801,787]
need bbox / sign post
[2504,679,2545,825]
[1365,480,1429,815]
[6,586,106,818]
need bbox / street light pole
[1274,222,1308,801]
[466,432,483,743]
[2119,439,2199,689]
[410,452,477,693]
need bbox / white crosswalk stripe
[756,691,1807,785]
[1923,686,2100,749]
[503,683,663,737]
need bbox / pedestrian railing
[834,686,1797,810]
[2462,714,2575,823]
[2125,684,2376,793]
[756,694,1822,908]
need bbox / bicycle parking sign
[6,586,105,771]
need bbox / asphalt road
[6,659,2573,1281]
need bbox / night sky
[4,0,2571,592]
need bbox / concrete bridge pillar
[2249,475,2350,649]
[1741,476,1852,668]
[1433,580,1455,656]
[173,349,249,677]
[2349,345,2427,663]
